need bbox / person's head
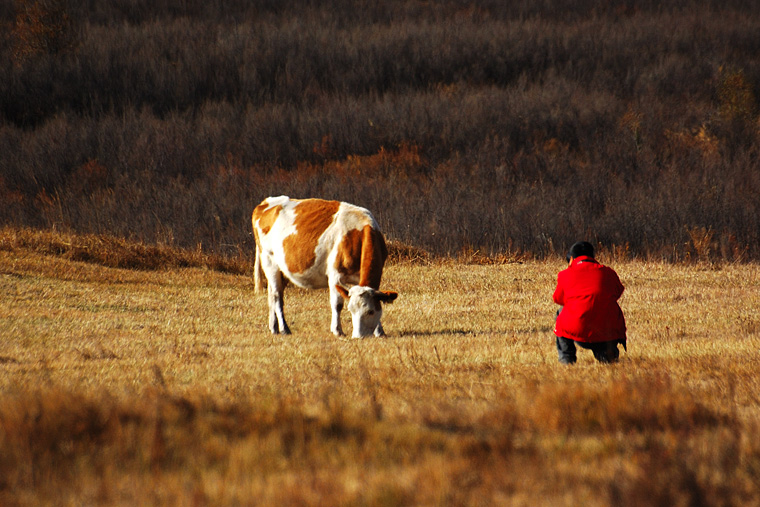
[566,241,594,263]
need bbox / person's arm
[552,273,565,305]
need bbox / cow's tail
[254,243,266,292]
[252,207,267,292]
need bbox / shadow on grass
[395,329,481,338]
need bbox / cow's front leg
[329,285,345,336]
[267,273,291,335]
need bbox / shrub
[11,0,78,66]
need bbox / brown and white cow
[252,196,398,337]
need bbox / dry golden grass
[1,229,759,505]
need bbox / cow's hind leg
[267,270,291,335]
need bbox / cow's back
[252,196,379,289]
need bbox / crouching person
[553,241,627,364]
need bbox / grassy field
[1,229,759,505]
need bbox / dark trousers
[556,336,620,364]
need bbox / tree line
[1,0,759,261]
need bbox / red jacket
[553,256,626,343]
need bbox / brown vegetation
[1,230,759,504]
[0,226,249,273]
[1,0,759,260]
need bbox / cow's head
[336,285,398,338]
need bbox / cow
[252,196,398,338]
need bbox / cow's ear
[375,291,398,304]
[335,285,350,300]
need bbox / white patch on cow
[264,195,290,209]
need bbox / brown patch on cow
[252,200,282,236]
[283,199,341,274]
[335,227,363,278]
[335,224,388,288]
[335,285,350,300]
[360,226,388,288]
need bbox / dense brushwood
[1,0,759,261]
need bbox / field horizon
[1,227,759,505]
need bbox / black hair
[566,241,594,262]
